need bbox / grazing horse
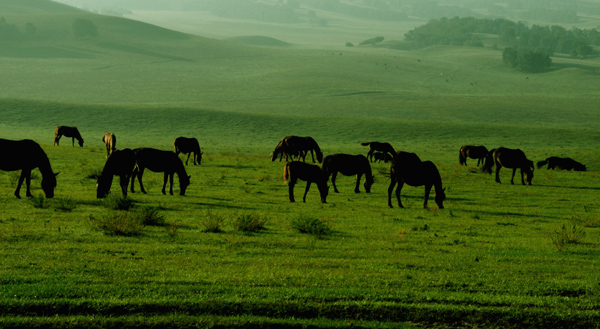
[459,145,488,166]
[283,161,329,203]
[360,142,396,163]
[0,139,58,199]
[373,152,393,163]
[482,147,534,185]
[102,132,117,158]
[537,157,586,171]
[274,136,323,163]
[322,154,374,193]
[54,126,84,147]
[96,149,136,198]
[174,137,203,165]
[387,151,446,209]
[130,148,191,196]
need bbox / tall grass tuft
[233,213,267,233]
[201,211,226,233]
[29,195,49,209]
[551,220,586,251]
[291,215,332,238]
[54,197,78,212]
[135,206,166,226]
[102,195,135,211]
[89,212,144,236]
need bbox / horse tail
[459,147,466,165]
[481,149,495,174]
[536,159,548,169]
[360,142,371,146]
[283,163,291,183]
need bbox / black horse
[273,136,323,163]
[459,145,488,166]
[0,139,58,199]
[322,154,374,193]
[130,148,191,195]
[387,151,446,209]
[537,157,586,171]
[174,137,203,165]
[97,149,136,198]
[373,152,393,163]
[54,126,84,147]
[360,142,396,163]
[283,161,329,203]
[482,147,534,185]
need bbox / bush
[89,212,144,236]
[291,215,332,238]
[72,18,98,38]
[551,220,586,251]
[359,36,384,46]
[29,195,49,209]
[55,197,78,212]
[102,195,135,211]
[135,206,165,226]
[233,213,267,233]
[201,211,226,233]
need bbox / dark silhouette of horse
[102,132,117,158]
[537,157,586,171]
[54,126,84,147]
[96,149,136,198]
[482,147,534,185]
[360,142,396,163]
[373,152,393,163]
[283,161,329,203]
[130,148,191,196]
[322,154,374,193]
[271,138,303,162]
[0,139,58,199]
[273,136,323,163]
[459,145,488,166]
[387,151,446,209]
[174,137,203,165]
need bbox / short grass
[1,2,600,328]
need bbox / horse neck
[37,153,55,178]
[174,160,188,179]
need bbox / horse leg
[14,170,29,199]
[510,168,517,185]
[495,165,502,183]
[331,171,340,193]
[119,174,128,196]
[354,173,362,193]
[161,173,169,195]
[169,173,174,195]
[367,150,374,163]
[137,167,147,194]
[423,184,432,208]
[395,181,405,208]
[387,176,397,208]
[185,153,191,165]
[72,137,75,147]
[303,181,312,202]
[519,168,525,185]
[54,135,61,146]
[288,180,296,202]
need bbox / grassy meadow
[1,1,600,328]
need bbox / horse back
[174,137,200,153]
[0,139,48,171]
[324,154,370,176]
[103,148,135,176]
[286,161,327,183]
[495,148,531,169]
[134,148,182,172]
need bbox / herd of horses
[0,128,589,209]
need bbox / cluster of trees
[71,18,98,38]
[502,48,552,73]
[405,16,599,55]
[0,17,37,41]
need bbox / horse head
[179,175,191,195]
[435,187,446,209]
[319,184,329,203]
[41,172,58,198]
[96,174,112,198]
[78,139,84,147]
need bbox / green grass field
[1,1,600,328]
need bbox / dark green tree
[502,47,518,68]
[517,50,551,73]
[71,18,98,38]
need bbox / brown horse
[459,145,488,166]
[102,132,117,158]
[360,142,396,163]
[174,137,203,165]
[273,136,323,163]
[373,152,393,163]
[96,149,136,198]
[537,157,586,171]
[482,147,534,185]
[0,139,58,199]
[322,154,374,193]
[387,151,446,209]
[130,148,191,196]
[54,126,84,147]
[283,161,329,203]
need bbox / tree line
[404,16,599,72]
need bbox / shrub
[135,206,165,226]
[55,197,77,212]
[551,220,586,251]
[201,211,225,233]
[102,195,135,211]
[71,18,98,38]
[89,212,144,236]
[29,195,49,209]
[233,213,267,233]
[291,215,332,238]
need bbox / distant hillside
[0,0,83,14]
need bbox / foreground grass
[0,146,599,328]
